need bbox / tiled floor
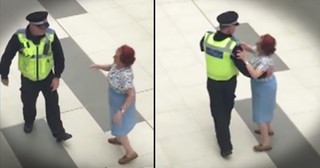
[1,0,320,168]
[156,0,320,168]
[0,0,153,167]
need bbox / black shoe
[55,133,72,142]
[23,123,33,133]
[221,150,232,158]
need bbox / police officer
[0,11,72,142]
[200,11,253,158]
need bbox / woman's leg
[259,123,271,146]
[118,135,135,156]
[267,122,273,133]
[117,135,138,164]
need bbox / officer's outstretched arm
[231,45,251,78]
[236,51,264,79]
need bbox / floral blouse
[249,46,273,73]
[108,64,134,94]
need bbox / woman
[90,45,138,164]
[237,34,277,151]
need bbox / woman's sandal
[118,152,138,164]
[253,144,272,151]
[108,138,122,145]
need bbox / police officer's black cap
[217,11,239,26]
[26,11,49,27]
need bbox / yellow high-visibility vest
[17,28,54,81]
[203,31,238,81]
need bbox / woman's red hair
[260,34,276,56]
[119,45,135,67]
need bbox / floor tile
[156,109,202,139]
[158,131,216,165]
[2,120,77,168]
[76,0,118,13]
[38,0,87,19]
[136,90,154,121]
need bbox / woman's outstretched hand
[239,42,253,52]
[90,64,100,70]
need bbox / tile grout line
[190,0,217,29]
[60,106,86,113]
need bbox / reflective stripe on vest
[17,28,54,81]
[204,32,238,81]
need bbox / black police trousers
[20,74,65,136]
[207,76,237,152]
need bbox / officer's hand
[51,77,59,91]
[236,50,246,61]
[1,78,9,86]
[266,66,273,77]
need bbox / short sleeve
[256,57,270,72]
[121,69,134,91]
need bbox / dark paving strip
[60,37,145,132]
[235,99,320,168]
[38,0,87,19]
[1,120,78,168]
[0,132,22,168]
[234,23,289,72]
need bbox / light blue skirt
[108,86,136,137]
[251,75,277,124]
